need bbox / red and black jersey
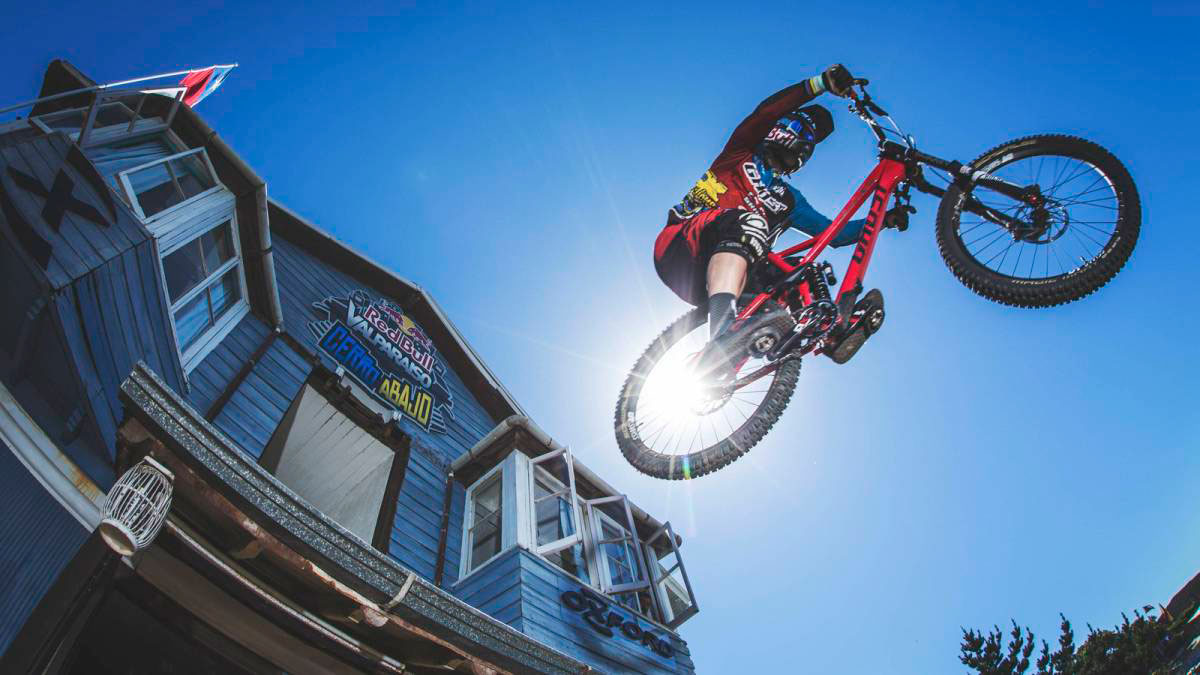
[669,77,825,229]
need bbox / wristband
[809,74,826,94]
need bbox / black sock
[708,292,737,340]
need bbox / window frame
[585,495,653,596]
[460,461,510,578]
[94,130,248,375]
[116,146,224,223]
[526,446,584,557]
[154,198,250,374]
[31,101,169,147]
[644,522,699,628]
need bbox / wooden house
[0,60,699,675]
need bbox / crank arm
[725,359,789,392]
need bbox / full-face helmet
[760,104,834,174]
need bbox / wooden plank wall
[0,133,146,292]
[59,243,186,458]
[516,550,694,675]
[186,314,310,462]
[9,239,186,490]
[451,547,525,630]
[0,131,184,490]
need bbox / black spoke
[1074,221,1115,237]
[966,225,1008,247]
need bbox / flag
[178,65,235,107]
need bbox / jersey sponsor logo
[741,162,788,213]
[673,170,729,219]
[309,289,455,433]
[688,170,727,207]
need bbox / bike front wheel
[935,134,1140,307]
[614,307,800,480]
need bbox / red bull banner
[309,290,454,433]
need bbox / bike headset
[760,104,834,174]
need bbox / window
[32,101,167,145]
[90,135,179,194]
[528,448,588,583]
[260,384,407,550]
[464,467,505,573]
[90,133,249,373]
[117,147,220,221]
[644,523,698,628]
[587,495,656,619]
[456,449,698,628]
[161,219,244,354]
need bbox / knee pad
[712,211,769,263]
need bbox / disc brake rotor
[1010,200,1070,244]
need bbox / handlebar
[842,77,904,147]
[838,76,1036,228]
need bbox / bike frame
[736,157,907,323]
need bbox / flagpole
[0,64,238,116]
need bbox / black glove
[821,64,855,97]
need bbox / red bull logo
[309,290,455,433]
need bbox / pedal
[747,323,784,357]
[825,289,884,365]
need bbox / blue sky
[2,1,1196,672]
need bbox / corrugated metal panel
[0,437,88,655]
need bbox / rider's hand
[821,64,855,97]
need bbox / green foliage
[959,604,1195,675]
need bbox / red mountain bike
[615,78,1140,480]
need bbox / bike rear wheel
[935,134,1140,307]
[614,307,800,480]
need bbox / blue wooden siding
[442,481,466,586]
[384,444,465,585]
[452,547,695,675]
[0,130,185,491]
[0,132,147,291]
[0,438,88,655]
[186,314,310,461]
[515,551,689,675]
[58,242,186,468]
[388,444,444,579]
[452,547,525,630]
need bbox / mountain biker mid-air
[623,65,1139,480]
[653,63,885,365]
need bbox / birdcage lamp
[98,456,174,556]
